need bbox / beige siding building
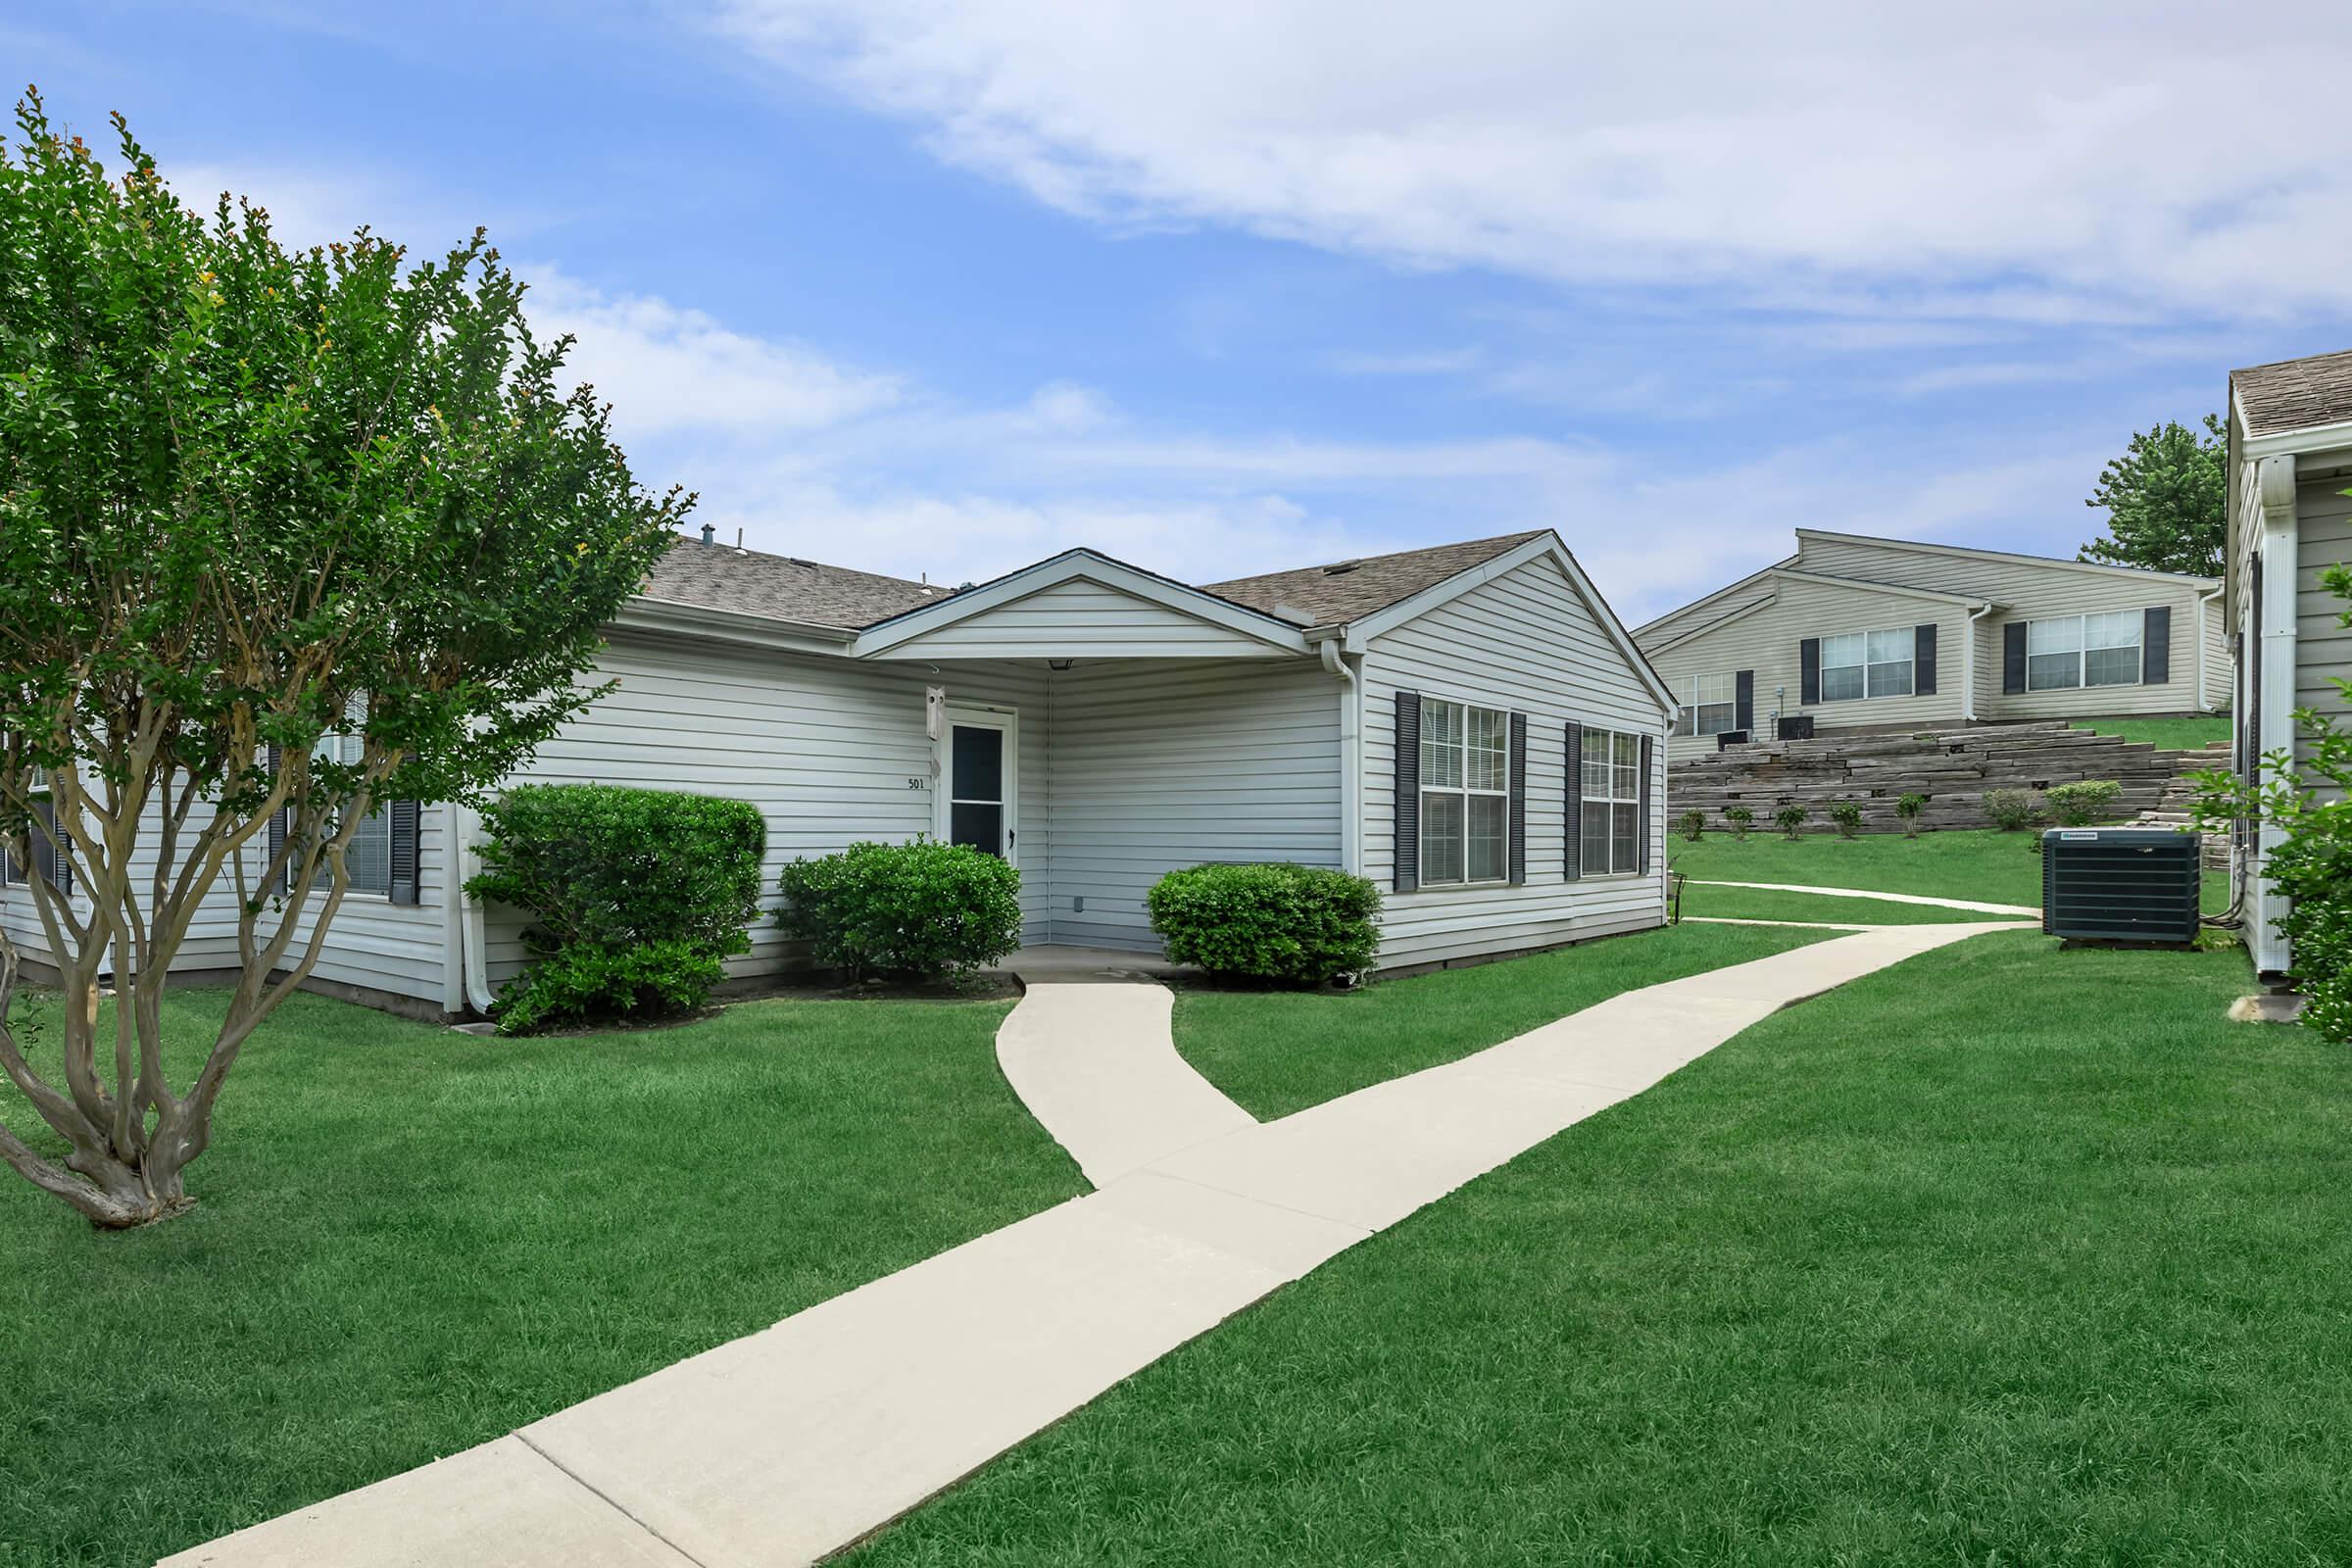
[2225,350,2352,978]
[1635,530,2228,763]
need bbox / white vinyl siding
[2294,474,2352,792]
[1673,672,1739,737]
[1579,729,1642,875]
[1364,550,1667,970]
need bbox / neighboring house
[1635,529,2228,763]
[2225,349,2352,979]
[0,529,1673,1013]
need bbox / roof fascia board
[1794,527,2219,587]
[1642,590,1779,655]
[1343,533,1677,713]
[617,598,859,655]
[2240,415,2352,459]
[1631,554,1800,638]
[851,549,1309,657]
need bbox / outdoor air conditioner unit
[1714,729,1751,750]
[2040,828,2201,945]
[1775,714,1815,741]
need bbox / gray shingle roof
[2233,348,2352,439]
[1200,530,1548,626]
[639,537,955,630]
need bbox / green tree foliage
[2194,562,2352,1041]
[2081,414,2227,577]
[0,92,685,1224]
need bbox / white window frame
[1418,697,1511,888]
[1817,625,1915,704]
[3,767,53,890]
[1579,727,1643,877]
[1674,672,1740,738]
[934,704,1020,868]
[311,726,392,901]
[2025,612,2142,693]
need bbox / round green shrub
[1147,861,1381,986]
[775,837,1022,981]
[466,784,766,1034]
[1829,801,1864,839]
[1981,787,2045,832]
[1775,804,1808,840]
[2044,779,2124,826]
[1677,808,1706,842]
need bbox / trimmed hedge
[775,837,1022,981]
[466,784,765,1034]
[1147,862,1381,986]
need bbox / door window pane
[1419,790,1464,885]
[1466,793,1507,883]
[951,725,1004,803]
[950,802,1004,857]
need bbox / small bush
[1775,805,1808,841]
[1677,808,1706,843]
[1896,792,1927,838]
[775,837,1022,981]
[1982,788,2045,832]
[1147,862,1381,986]
[2045,779,2124,826]
[1829,801,1863,840]
[467,784,765,1034]
[1724,806,1755,841]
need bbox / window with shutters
[1818,626,1914,702]
[2026,612,2141,691]
[1,767,47,888]
[1673,672,1740,737]
[310,726,392,899]
[1418,697,1510,886]
[1579,729,1642,875]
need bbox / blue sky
[12,2,2345,621]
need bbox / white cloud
[709,0,2352,317]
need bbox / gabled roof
[854,548,1308,657]
[1203,531,1548,626]
[2232,348,2352,441]
[640,536,955,630]
[1793,527,2218,586]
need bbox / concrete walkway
[164,920,2026,1568]
[1684,878,2039,917]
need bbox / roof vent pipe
[700,522,716,547]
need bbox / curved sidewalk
[1682,878,2039,916]
[165,920,2027,1568]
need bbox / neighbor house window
[1419,698,1509,886]
[2027,612,2140,692]
[1819,627,1914,702]
[1675,672,1739,737]
[2,767,50,888]
[310,728,391,898]
[1580,729,1642,875]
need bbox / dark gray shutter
[388,800,421,906]
[1637,734,1654,874]
[266,744,290,895]
[1563,721,1584,881]
[30,796,66,894]
[2142,606,2171,685]
[1735,669,1754,733]
[2003,621,2028,695]
[1394,691,1420,894]
[1915,623,1937,695]
[1506,711,1528,885]
[1799,638,1821,705]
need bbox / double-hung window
[1819,627,1913,702]
[310,728,392,899]
[1675,672,1739,737]
[1579,729,1642,875]
[2027,612,2140,691]
[1418,698,1510,886]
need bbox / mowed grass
[1680,883,2001,924]
[848,933,2352,1567]
[0,988,1084,1568]
[1171,921,1838,1119]
[1672,827,2229,916]
[2073,713,2233,752]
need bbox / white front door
[937,707,1018,866]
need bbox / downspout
[456,802,498,1015]
[2253,455,2299,977]
[439,801,466,1016]
[2195,584,2224,710]
[1962,603,1994,721]
[1317,635,1362,875]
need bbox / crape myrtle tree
[0,91,687,1226]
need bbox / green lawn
[0,988,1084,1568]
[847,933,2352,1567]
[1171,921,1838,1119]
[2073,713,2232,752]
[1680,883,1997,924]
[1671,828,2228,916]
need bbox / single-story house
[0,528,1674,1014]
[2225,349,2352,979]
[1634,529,2227,764]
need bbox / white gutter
[2242,416,2352,460]
[2195,584,2224,710]
[1961,603,1994,721]
[2253,455,2299,977]
[1317,636,1363,874]
[456,803,498,1015]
